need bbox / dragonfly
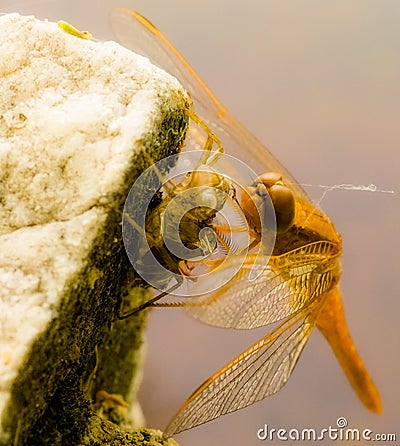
[110,7,382,437]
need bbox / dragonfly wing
[184,241,338,329]
[109,8,310,198]
[110,8,224,119]
[165,295,323,436]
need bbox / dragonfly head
[242,172,296,234]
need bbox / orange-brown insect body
[111,7,382,437]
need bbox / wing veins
[165,295,324,436]
[185,242,336,329]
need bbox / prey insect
[121,107,238,316]
[111,7,382,437]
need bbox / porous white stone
[0,13,187,440]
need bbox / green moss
[83,421,177,446]
[1,102,188,446]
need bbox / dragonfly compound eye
[268,183,295,233]
[241,172,296,234]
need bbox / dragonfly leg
[118,280,183,319]
[141,149,178,195]
[186,108,224,166]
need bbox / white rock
[0,13,187,443]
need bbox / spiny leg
[141,149,178,196]
[186,108,224,166]
[123,212,158,247]
[118,279,183,319]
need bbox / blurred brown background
[2,1,398,444]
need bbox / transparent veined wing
[110,8,225,122]
[109,8,310,204]
[183,240,340,329]
[164,290,326,436]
